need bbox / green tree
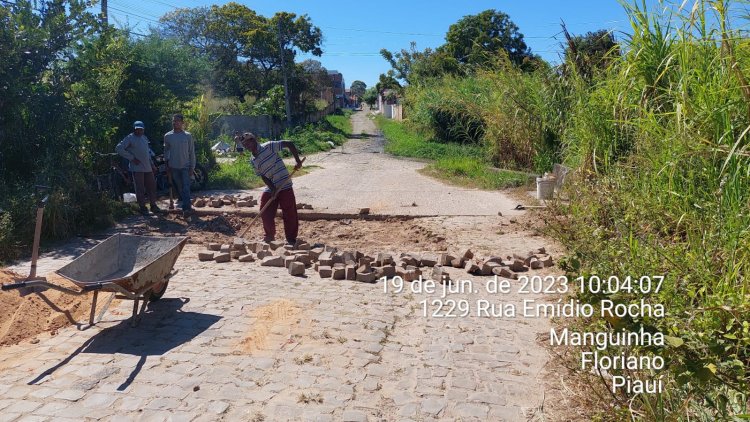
[362,87,378,107]
[160,4,322,103]
[350,80,367,98]
[561,25,619,81]
[296,60,330,114]
[444,9,530,68]
[380,42,461,85]
[0,0,99,181]
[375,73,402,94]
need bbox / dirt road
[0,110,566,421]
[244,110,526,217]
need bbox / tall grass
[554,0,750,419]
[377,116,486,160]
[405,61,567,172]
[376,116,530,189]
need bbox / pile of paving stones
[193,194,258,209]
[197,239,554,282]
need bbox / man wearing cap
[116,121,160,216]
[164,113,196,214]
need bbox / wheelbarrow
[2,234,187,327]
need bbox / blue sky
[103,0,656,88]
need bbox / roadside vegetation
[208,111,351,189]
[378,1,749,419]
[0,1,349,263]
[376,116,529,189]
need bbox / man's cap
[133,121,145,129]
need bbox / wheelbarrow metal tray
[55,234,187,293]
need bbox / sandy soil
[0,270,116,346]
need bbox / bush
[551,1,750,418]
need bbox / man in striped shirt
[241,133,303,244]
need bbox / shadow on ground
[29,297,221,390]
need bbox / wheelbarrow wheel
[147,280,169,302]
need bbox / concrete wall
[213,115,283,139]
[383,104,393,119]
[213,104,336,140]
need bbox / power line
[108,4,161,25]
[110,0,162,22]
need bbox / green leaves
[444,9,530,68]
[159,4,322,102]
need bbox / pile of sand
[0,269,106,346]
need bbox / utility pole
[101,0,108,26]
[277,20,293,127]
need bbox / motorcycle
[95,152,208,200]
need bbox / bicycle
[93,152,131,200]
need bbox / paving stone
[238,253,255,262]
[289,261,306,276]
[5,400,43,414]
[144,397,182,410]
[214,253,231,263]
[206,243,221,251]
[439,253,454,266]
[16,414,48,422]
[540,255,554,267]
[431,265,450,283]
[450,375,477,390]
[117,396,145,412]
[480,261,501,276]
[341,410,367,422]
[53,389,86,401]
[345,265,356,280]
[283,256,296,268]
[355,271,377,283]
[453,403,489,419]
[509,259,528,272]
[82,393,118,408]
[419,253,438,267]
[468,392,507,405]
[398,402,419,417]
[318,266,333,278]
[309,247,324,260]
[465,262,480,275]
[375,253,393,266]
[529,257,543,269]
[260,255,284,267]
[269,240,286,250]
[302,412,334,422]
[461,248,474,260]
[492,267,516,279]
[198,251,215,261]
[421,398,447,416]
[332,267,346,280]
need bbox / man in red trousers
[240,133,303,245]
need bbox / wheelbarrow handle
[2,282,28,291]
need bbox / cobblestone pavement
[1,243,553,421]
